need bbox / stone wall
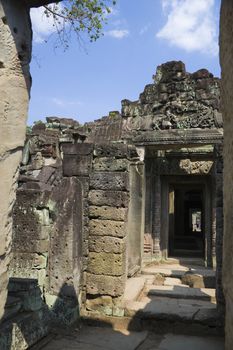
[10,118,141,322]
[62,143,133,315]
[0,0,32,320]
[10,125,83,326]
[220,1,233,348]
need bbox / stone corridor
[33,259,224,349]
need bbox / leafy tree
[28,0,116,48]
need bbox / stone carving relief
[179,159,213,175]
[121,61,222,137]
[154,158,213,175]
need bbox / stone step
[124,295,223,336]
[142,264,215,283]
[146,285,216,302]
[123,277,147,304]
[142,265,190,279]
[181,271,216,289]
[164,277,183,286]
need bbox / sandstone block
[89,206,127,221]
[90,172,129,191]
[89,236,126,254]
[62,143,93,155]
[12,239,49,253]
[88,190,129,207]
[93,158,128,172]
[11,253,47,270]
[63,154,92,176]
[83,239,89,256]
[78,177,90,197]
[86,273,126,296]
[86,295,113,315]
[88,252,125,276]
[89,219,125,238]
[94,144,128,158]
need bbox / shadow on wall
[0,278,80,350]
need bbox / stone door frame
[160,175,214,267]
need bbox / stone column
[220,1,233,347]
[0,0,31,320]
[152,175,161,257]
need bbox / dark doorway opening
[169,185,205,258]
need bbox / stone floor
[36,326,224,350]
[33,259,224,350]
[123,258,221,331]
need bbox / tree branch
[43,4,88,21]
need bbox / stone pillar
[144,161,153,254]
[214,146,224,308]
[220,1,233,347]
[0,0,31,320]
[152,175,161,257]
[86,144,130,315]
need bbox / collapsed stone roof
[29,60,222,145]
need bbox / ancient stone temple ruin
[0,61,224,348]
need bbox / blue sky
[29,0,221,125]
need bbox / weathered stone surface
[44,293,79,325]
[0,2,32,319]
[86,295,113,315]
[182,272,215,289]
[13,239,49,254]
[94,144,128,158]
[63,154,92,176]
[12,190,51,245]
[11,252,47,270]
[90,172,129,191]
[88,252,125,276]
[93,158,128,172]
[89,236,125,254]
[220,3,233,348]
[89,219,126,237]
[89,206,127,221]
[86,273,126,296]
[62,143,93,155]
[0,308,49,350]
[121,60,221,142]
[88,190,129,207]
[48,177,83,296]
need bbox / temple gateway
[4,61,223,346]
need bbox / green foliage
[26,125,32,134]
[43,0,116,49]
[33,120,44,124]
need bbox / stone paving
[37,326,224,350]
[35,259,224,350]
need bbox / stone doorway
[169,184,205,258]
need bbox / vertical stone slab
[127,162,145,276]
[220,2,233,348]
[0,0,32,320]
[48,177,83,299]
[152,175,162,257]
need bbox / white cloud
[105,29,129,39]
[156,0,218,55]
[30,6,62,43]
[139,23,151,36]
[51,97,82,108]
